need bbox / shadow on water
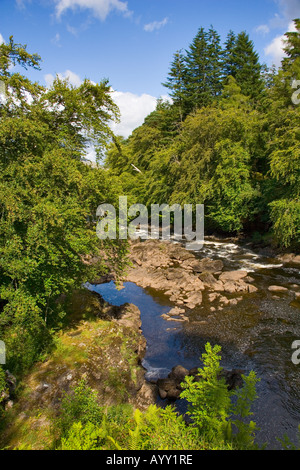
[86,239,300,450]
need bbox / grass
[0,290,145,450]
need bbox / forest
[0,19,299,451]
[107,21,300,247]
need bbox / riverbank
[0,289,156,450]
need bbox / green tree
[207,26,223,98]
[222,30,237,79]
[223,31,264,101]
[282,18,300,70]
[265,19,300,248]
[162,49,188,122]
[184,27,212,110]
[0,37,127,376]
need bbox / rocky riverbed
[121,239,259,322]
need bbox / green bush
[180,343,260,449]
[57,379,104,437]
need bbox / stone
[199,273,224,291]
[168,365,189,384]
[136,382,157,409]
[268,285,289,293]
[183,292,203,307]
[208,293,220,302]
[156,376,183,400]
[158,388,168,400]
[219,270,248,282]
[168,307,186,316]
[248,284,258,293]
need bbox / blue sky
[0,0,299,139]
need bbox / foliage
[0,37,129,378]
[107,19,300,247]
[57,379,104,436]
[180,343,260,449]
[230,371,260,449]
[52,343,260,451]
[180,343,232,441]
[277,425,300,450]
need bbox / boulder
[268,285,289,293]
[183,292,203,307]
[197,258,224,273]
[279,253,300,265]
[168,307,186,316]
[156,378,181,401]
[199,272,224,291]
[248,284,258,293]
[219,271,248,282]
[168,365,189,384]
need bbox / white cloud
[264,34,287,66]
[257,0,299,66]
[264,20,297,66]
[43,71,160,139]
[51,32,62,47]
[110,90,158,138]
[0,33,5,45]
[144,17,169,33]
[54,0,131,21]
[256,0,299,36]
[255,24,270,35]
[276,0,300,22]
[44,69,83,88]
[15,0,28,8]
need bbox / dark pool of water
[86,239,300,449]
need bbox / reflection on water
[87,238,300,449]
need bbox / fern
[128,409,143,450]
[231,371,261,449]
[180,343,232,442]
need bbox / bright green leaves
[270,199,300,248]
[180,343,260,449]
[180,343,232,442]
[42,77,119,161]
[0,36,41,77]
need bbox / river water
[87,238,300,449]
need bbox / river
[86,238,300,449]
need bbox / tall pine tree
[207,26,223,98]
[223,31,264,101]
[184,27,212,111]
[162,49,188,122]
[222,30,237,79]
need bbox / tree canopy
[107,20,300,247]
